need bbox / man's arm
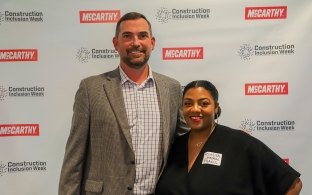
[176,106,190,136]
[59,80,90,195]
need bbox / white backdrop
[0,0,311,194]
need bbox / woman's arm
[286,178,302,195]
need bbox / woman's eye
[183,102,191,106]
[201,102,209,107]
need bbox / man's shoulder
[82,68,119,83]
[153,71,180,85]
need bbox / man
[59,12,188,195]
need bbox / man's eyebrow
[121,31,131,35]
[122,31,149,34]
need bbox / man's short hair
[115,12,152,37]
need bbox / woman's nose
[191,104,201,112]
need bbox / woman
[155,80,302,195]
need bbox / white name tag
[202,151,222,166]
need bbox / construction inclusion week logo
[155,7,210,23]
[240,118,295,134]
[76,47,119,63]
[0,10,44,25]
[238,43,295,60]
[0,160,47,177]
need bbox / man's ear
[151,36,156,50]
[112,37,118,50]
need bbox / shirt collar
[119,65,155,86]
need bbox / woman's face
[183,87,219,131]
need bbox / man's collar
[119,65,154,85]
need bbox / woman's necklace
[192,123,216,148]
[194,141,205,147]
[187,123,217,172]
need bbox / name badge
[202,151,222,166]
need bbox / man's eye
[139,34,148,39]
[122,34,131,39]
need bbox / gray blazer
[59,68,188,195]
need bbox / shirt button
[127,186,133,191]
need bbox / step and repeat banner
[1,0,311,194]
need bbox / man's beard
[122,49,150,69]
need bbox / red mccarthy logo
[80,10,120,23]
[245,6,287,20]
[0,49,38,62]
[0,124,39,137]
[162,47,204,60]
[245,82,288,95]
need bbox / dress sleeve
[247,136,300,194]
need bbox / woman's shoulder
[174,131,189,142]
[216,124,257,143]
[217,124,248,135]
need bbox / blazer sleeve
[175,83,189,136]
[59,80,90,195]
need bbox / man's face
[113,18,155,69]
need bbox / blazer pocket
[84,179,103,193]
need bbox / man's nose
[131,36,140,47]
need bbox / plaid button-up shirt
[120,66,163,194]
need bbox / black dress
[155,124,300,195]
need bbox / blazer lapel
[102,68,133,150]
[154,73,171,160]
